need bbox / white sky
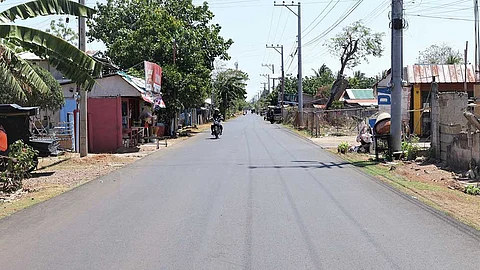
[2,0,478,100]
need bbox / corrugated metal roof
[406,64,476,84]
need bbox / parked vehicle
[266,106,282,124]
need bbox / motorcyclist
[211,109,223,135]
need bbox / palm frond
[0,0,95,23]
[0,62,27,101]
[0,25,102,90]
[0,44,50,99]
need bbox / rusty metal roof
[406,65,476,84]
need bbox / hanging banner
[154,94,166,110]
[144,61,162,93]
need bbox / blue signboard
[377,87,391,105]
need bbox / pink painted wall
[87,97,122,153]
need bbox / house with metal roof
[374,64,477,137]
[59,72,164,153]
[340,89,377,107]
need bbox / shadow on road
[30,171,55,178]
[249,161,350,170]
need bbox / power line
[303,0,364,48]
[304,0,340,36]
[406,14,474,21]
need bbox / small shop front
[121,97,166,148]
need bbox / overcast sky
[3,0,477,100]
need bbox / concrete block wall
[434,92,470,169]
[450,132,480,171]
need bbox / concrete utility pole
[390,0,404,153]
[475,0,480,80]
[262,64,275,92]
[465,41,469,92]
[274,1,303,126]
[78,0,88,157]
[266,44,285,115]
[260,74,271,93]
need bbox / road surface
[0,114,479,269]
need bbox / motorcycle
[212,119,222,139]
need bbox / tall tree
[325,21,384,108]
[88,0,233,124]
[213,68,248,117]
[0,0,102,98]
[46,17,78,45]
[417,44,463,64]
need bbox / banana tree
[0,0,101,101]
[214,69,248,117]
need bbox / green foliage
[348,71,377,89]
[337,141,349,154]
[0,140,38,193]
[46,17,78,45]
[402,135,420,160]
[327,21,384,77]
[88,0,233,121]
[331,100,344,109]
[0,44,50,101]
[277,64,335,99]
[0,64,65,110]
[417,44,463,65]
[464,185,480,195]
[213,68,248,117]
[0,1,101,91]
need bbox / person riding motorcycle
[211,109,223,135]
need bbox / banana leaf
[0,25,102,90]
[0,44,49,100]
[0,0,95,23]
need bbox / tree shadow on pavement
[249,161,350,170]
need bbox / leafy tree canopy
[88,0,233,118]
[46,17,78,45]
[416,44,463,64]
[213,68,248,117]
[327,21,384,77]
[347,71,376,89]
[325,21,383,108]
[0,64,64,110]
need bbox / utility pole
[465,41,468,92]
[261,82,268,94]
[262,63,275,92]
[275,1,303,126]
[391,0,404,153]
[260,74,271,93]
[266,44,285,116]
[78,0,87,157]
[475,0,480,80]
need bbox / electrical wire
[303,0,339,38]
[303,0,364,48]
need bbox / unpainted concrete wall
[434,92,475,170]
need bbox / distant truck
[266,106,282,124]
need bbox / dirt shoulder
[304,134,480,230]
[0,125,209,219]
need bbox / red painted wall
[87,97,122,153]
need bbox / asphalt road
[0,114,479,270]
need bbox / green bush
[402,135,420,160]
[0,140,38,193]
[337,141,349,154]
[465,185,480,195]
